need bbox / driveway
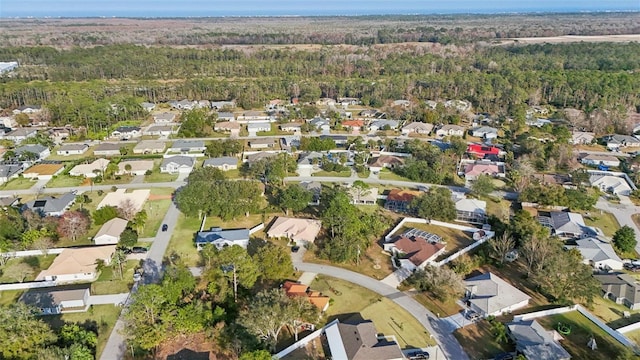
[88,293,129,306]
[595,196,640,253]
[294,262,469,360]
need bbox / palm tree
[492,321,509,343]
[131,210,148,233]
[112,249,127,280]
[124,163,132,175]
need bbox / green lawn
[411,291,462,317]
[454,319,513,360]
[144,161,179,183]
[0,255,57,283]
[583,210,620,238]
[537,311,628,360]
[311,275,435,348]
[42,304,122,359]
[0,289,24,306]
[98,175,134,185]
[46,174,84,188]
[312,170,351,177]
[91,260,138,295]
[167,213,202,267]
[379,168,412,182]
[140,188,174,238]
[0,177,36,190]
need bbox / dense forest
[0,41,638,135]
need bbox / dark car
[291,246,300,253]
[132,246,148,254]
[465,311,481,321]
[494,352,516,360]
[407,350,430,360]
[162,224,168,232]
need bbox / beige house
[69,158,110,178]
[98,188,150,213]
[94,218,128,245]
[36,245,116,283]
[133,140,166,154]
[267,217,322,244]
[117,160,154,176]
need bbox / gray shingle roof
[161,156,195,168]
[23,192,76,215]
[203,157,238,167]
[196,227,250,245]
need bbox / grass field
[411,291,462,317]
[46,174,84,188]
[304,244,394,280]
[42,304,122,359]
[91,260,138,295]
[144,160,179,183]
[379,168,412,182]
[0,177,36,190]
[167,213,202,267]
[312,170,352,178]
[311,275,435,348]
[454,319,513,359]
[583,210,620,238]
[0,255,57,283]
[536,311,628,360]
[140,187,174,238]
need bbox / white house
[464,272,531,317]
[369,120,399,132]
[297,151,324,177]
[581,154,620,168]
[470,126,498,140]
[570,131,595,145]
[140,102,156,112]
[602,134,640,150]
[195,227,250,250]
[590,174,633,195]
[69,158,110,178]
[15,144,50,161]
[94,218,128,245]
[4,128,38,144]
[401,122,433,135]
[56,143,89,156]
[279,122,303,132]
[117,160,154,176]
[383,229,446,272]
[35,246,116,283]
[436,124,465,137]
[133,140,166,154]
[0,164,23,184]
[168,140,206,154]
[21,287,91,315]
[247,121,272,136]
[573,237,623,271]
[153,112,177,123]
[455,198,487,224]
[267,217,322,245]
[203,157,238,171]
[93,142,122,157]
[161,156,195,174]
[111,126,141,140]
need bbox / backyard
[91,260,138,295]
[0,255,57,284]
[453,319,513,359]
[583,210,620,238]
[310,275,435,348]
[139,187,174,238]
[144,159,179,183]
[396,222,475,261]
[0,177,36,190]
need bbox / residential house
[0,61,18,74]
[267,217,322,244]
[144,125,175,137]
[247,121,272,136]
[581,154,620,168]
[538,211,596,239]
[466,144,501,158]
[22,162,64,179]
[216,112,235,121]
[460,159,506,181]
[35,245,116,283]
[48,127,73,144]
[360,109,378,118]
[384,189,421,213]
[316,98,336,106]
[203,156,238,171]
[195,227,250,250]
[111,126,141,140]
[602,134,640,150]
[595,273,640,310]
[0,196,18,208]
[455,198,487,224]
[572,237,623,271]
[214,121,241,137]
[308,117,331,132]
[153,112,177,124]
[464,272,531,317]
[160,156,195,174]
[93,142,122,157]
[283,281,330,312]
[470,126,499,140]
[140,102,156,112]
[97,189,150,213]
[168,140,205,154]
[401,122,433,135]
[21,286,91,315]
[0,163,23,184]
[14,144,50,162]
[133,140,166,154]
[368,155,405,174]
[69,158,110,178]
[348,187,379,205]
[324,320,404,360]
[12,105,42,115]
[56,143,89,156]
[245,151,279,165]
[248,138,275,149]
[94,217,129,245]
[210,100,236,110]
[570,131,595,145]
[280,136,301,151]
[297,151,324,177]
[445,99,471,111]
[506,320,571,360]
[383,229,446,272]
[0,116,16,128]
[117,160,154,176]
[320,134,348,147]
[168,99,196,110]
[436,124,465,137]
[369,120,399,132]
[590,174,633,195]
[338,97,360,106]
[22,192,76,217]
[341,120,364,132]
[526,118,552,128]
[392,99,411,108]
[4,128,38,144]
[237,111,272,122]
[300,181,322,205]
[279,122,303,132]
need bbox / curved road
[294,262,469,360]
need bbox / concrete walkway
[294,262,468,360]
[88,293,129,306]
[130,174,145,184]
[297,272,317,285]
[381,268,411,288]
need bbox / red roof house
[467,144,501,158]
[283,281,330,312]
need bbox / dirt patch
[156,332,225,360]
[148,193,172,201]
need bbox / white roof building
[590,174,633,196]
[464,272,531,317]
[94,218,128,245]
[267,217,322,244]
[573,237,623,271]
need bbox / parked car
[133,273,142,282]
[494,352,516,360]
[162,224,168,232]
[465,311,481,321]
[132,246,148,254]
[291,246,300,253]
[407,350,430,360]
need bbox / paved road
[88,293,129,306]
[574,149,632,158]
[595,196,640,254]
[294,262,469,360]
[0,181,184,197]
[100,201,181,360]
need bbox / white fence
[250,223,265,234]
[0,280,57,291]
[617,321,640,334]
[434,236,491,266]
[513,304,638,350]
[1,248,64,259]
[275,319,338,359]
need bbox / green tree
[124,284,169,352]
[93,206,119,225]
[0,303,57,359]
[410,187,456,221]
[202,245,259,302]
[178,109,214,138]
[613,225,637,253]
[321,189,370,263]
[408,265,464,301]
[471,174,496,197]
[240,350,273,360]
[119,228,138,248]
[253,242,294,281]
[112,249,128,279]
[130,209,148,234]
[59,323,97,356]
[276,184,312,215]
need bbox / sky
[0,0,638,17]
